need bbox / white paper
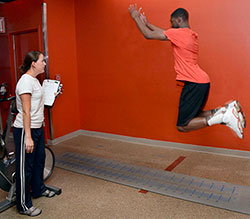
[42,79,60,106]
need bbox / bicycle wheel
[44,146,55,182]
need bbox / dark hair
[171,8,189,21]
[20,51,42,74]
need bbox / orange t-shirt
[163,28,210,83]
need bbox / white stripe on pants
[20,129,28,211]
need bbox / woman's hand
[25,136,34,153]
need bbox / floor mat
[55,152,250,215]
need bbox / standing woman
[13,51,55,217]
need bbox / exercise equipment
[0,83,61,213]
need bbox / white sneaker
[238,111,246,128]
[226,100,246,128]
[222,105,244,139]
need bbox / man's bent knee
[177,126,187,132]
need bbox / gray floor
[55,152,250,215]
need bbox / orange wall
[44,0,80,138]
[1,0,80,139]
[3,0,249,149]
[0,5,11,89]
[0,0,43,128]
[0,34,12,129]
[0,0,43,93]
[0,35,12,91]
[1,0,42,33]
[74,0,250,150]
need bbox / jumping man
[128,4,246,138]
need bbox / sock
[212,107,227,116]
[207,112,224,126]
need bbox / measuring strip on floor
[138,156,186,194]
[55,152,250,215]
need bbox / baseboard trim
[47,130,83,145]
[48,129,250,159]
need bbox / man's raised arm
[140,12,166,32]
[128,4,168,41]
